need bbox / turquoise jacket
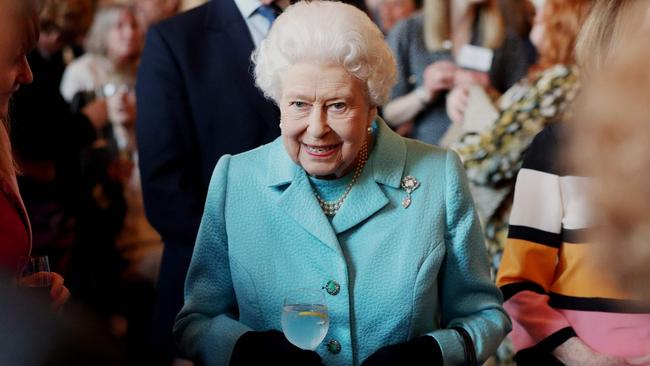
[174,119,511,366]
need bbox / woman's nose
[306,108,330,137]
[18,56,33,85]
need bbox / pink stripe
[504,291,571,351]
[559,309,650,357]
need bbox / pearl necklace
[313,141,369,216]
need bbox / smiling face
[279,63,377,178]
[0,1,34,119]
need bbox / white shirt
[233,0,288,48]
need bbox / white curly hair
[253,0,397,107]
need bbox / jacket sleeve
[496,128,575,354]
[173,155,252,365]
[428,150,512,365]
[135,24,205,247]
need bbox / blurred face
[106,10,141,63]
[379,0,416,32]
[279,63,377,178]
[529,6,545,53]
[0,4,34,119]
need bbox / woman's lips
[303,143,340,157]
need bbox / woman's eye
[330,102,346,111]
[290,101,307,108]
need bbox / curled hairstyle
[529,0,593,77]
[253,1,397,107]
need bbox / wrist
[415,86,432,106]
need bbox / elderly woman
[174,2,510,365]
[0,0,69,308]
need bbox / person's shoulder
[229,138,280,169]
[521,123,565,175]
[387,11,423,45]
[402,137,450,167]
[150,3,209,37]
[65,53,97,70]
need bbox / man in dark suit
[135,0,282,362]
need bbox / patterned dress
[454,64,580,279]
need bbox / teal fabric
[174,119,511,366]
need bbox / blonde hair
[423,0,505,51]
[575,0,650,75]
[1,0,38,180]
[568,36,650,302]
[84,3,139,58]
[254,1,397,107]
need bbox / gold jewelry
[313,140,369,216]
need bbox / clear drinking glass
[281,288,330,350]
[16,255,52,299]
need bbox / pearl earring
[367,126,373,135]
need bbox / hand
[107,158,134,183]
[553,337,628,366]
[107,91,137,127]
[454,69,490,88]
[423,61,458,94]
[446,85,470,124]
[230,330,323,366]
[361,336,443,366]
[82,98,109,130]
[627,354,650,366]
[49,272,70,310]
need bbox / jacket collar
[265,118,407,249]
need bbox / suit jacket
[135,0,280,356]
[174,119,511,365]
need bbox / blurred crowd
[1,0,649,365]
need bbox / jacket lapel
[266,140,342,255]
[265,119,407,248]
[331,119,406,234]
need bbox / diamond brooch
[400,175,420,208]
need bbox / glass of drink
[281,288,330,351]
[16,255,52,299]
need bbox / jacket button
[324,280,340,296]
[327,339,341,354]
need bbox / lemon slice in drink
[298,311,327,319]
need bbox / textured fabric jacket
[174,119,511,366]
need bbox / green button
[327,339,341,354]
[324,280,340,296]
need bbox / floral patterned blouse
[456,64,580,187]
[453,64,580,277]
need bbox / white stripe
[559,176,594,230]
[509,168,563,234]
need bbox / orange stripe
[497,238,558,290]
[551,243,629,299]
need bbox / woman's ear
[368,105,378,124]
